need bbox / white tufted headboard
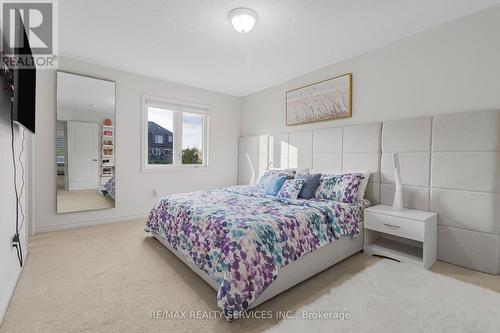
[238,110,500,274]
[380,117,432,210]
[237,135,268,185]
[430,111,500,274]
[263,124,381,203]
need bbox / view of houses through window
[147,104,206,166]
[148,107,174,164]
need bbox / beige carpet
[1,219,499,333]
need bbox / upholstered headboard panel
[341,123,381,204]
[430,110,500,274]
[310,123,382,203]
[240,123,382,203]
[380,117,432,210]
[269,133,289,169]
[238,110,500,274]
[238,135,268,185]
[312,127,342,173]
[288,131,313,169]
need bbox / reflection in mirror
[56,72,116,213]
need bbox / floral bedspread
[145,185,370,319]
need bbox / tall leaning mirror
[56,72,116,213]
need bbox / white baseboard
[34,214,147,234]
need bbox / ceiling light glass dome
[228,8,258,33]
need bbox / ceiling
[57,72,115,118]
[59,0,500,97]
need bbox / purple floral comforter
[102,176,115,200]
[145,185,370,319]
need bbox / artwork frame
[285,73,352,126]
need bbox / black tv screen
[0,68,12,120]
[12,18,36,134]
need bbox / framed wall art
[286,73,352,126]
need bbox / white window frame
[141,94,209,172]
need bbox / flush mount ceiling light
[228,8,258,33]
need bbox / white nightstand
[363,205,437,269]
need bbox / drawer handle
[383,223,401,229]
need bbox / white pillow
[290,168,309,175]
[355,170,371,201]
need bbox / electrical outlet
[12,233,20,246]
[152,189,158,198]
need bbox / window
[154,135,164,144]
[142,95,208,171]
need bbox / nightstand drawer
[365,212,425,242]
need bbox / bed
[145,185,370,319]
[101,176,115,200]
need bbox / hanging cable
[10,97,23,267]
[18,127,26,232]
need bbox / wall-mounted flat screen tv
[11,15,36,134]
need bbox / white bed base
[151,222,364,309]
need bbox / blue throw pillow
[265,176,287,196]
[296,173,322,199]
[256,169,296,189]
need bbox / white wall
[0,95,31,322]
[57,108,115,123]
[241,6,500,136]
[35,57,242,232]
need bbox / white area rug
[266,259,500,333]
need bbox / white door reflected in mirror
[67,121,99,190]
